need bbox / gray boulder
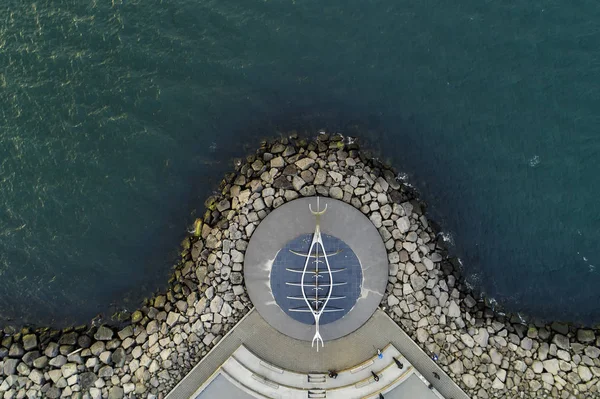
[295,158,315,170]
[90,341,105,356]
[108,386,124,399]
[552,334,570,350]
[22,334,37,351]
[543,359,560,375]
[3,358,19,375]
[329,187,343,200]
[98,365,114,378]
[210,296,224,313]
[46,387,61,398]
[146,320,159,335]
[61,363,78,378]
[48,355,67,367]
[396,216,410,233]
[577,329,595,343]
[80,372,98,389]
[33,355,48,369]
[8,343,24,357]
[112,348,126,368]
[29,368,45,385]
[474,328,489,348]
[409,274,426,292]
[462,374,478,389]
[447,301,461,318]
[44,342,60,358]
[59,332,77,346]
[94,326,113,341]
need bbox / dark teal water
[1,0,599,327]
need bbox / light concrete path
[166,308,470,399]
[386,374,444,399]
[196,374,259,399]
[218,343,417,399]
[231,343,406,389]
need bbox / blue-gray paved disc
[270,233,362,325]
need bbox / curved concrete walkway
[166,308,469,399]
[208,343,417,398]
[230,344,407,389]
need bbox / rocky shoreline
[1,132,600,398]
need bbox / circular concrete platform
[244,197,388,342]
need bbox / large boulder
[543,359,560,375]
[166,312,180,326]
[409,274,426,292]
[61,363,78,378]
[146,321,159,335]
[474,328,489,348]
[8,343,24,357]
[578,365,593,382]
[210,296,224,313]
[29,368,45,385]
[94,326,113,341]
[33,355,48,369]
[58,332,78,346]
[112,348,126,368]
[90,341,105,356]
[577,329,595,343]
[462,374,478,389]
[447,301,461,318]
[108,386,124,399]
[295,158,315,170]
[46,387,61,399]
[460,334,475,348]
[3,358,19,375]
[396,217,410,233]
[196,266,208,283]
[80,372,98,389]
[329,187,343,200]
[449,359,464,375]
[22,334,37,351]
[552,334,570,350]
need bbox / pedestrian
[433,372,440,380]
[393,357,404,369]
[432,353,438,362]
[371,370,380,382]
[377,349,383,359]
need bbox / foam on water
[529,155,541,167]
[438,232,455,246]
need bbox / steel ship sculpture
[285,198,347,351]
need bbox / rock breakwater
[1,132,599,398]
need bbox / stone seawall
[1,132,599,398]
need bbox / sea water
[1,0,599,327]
